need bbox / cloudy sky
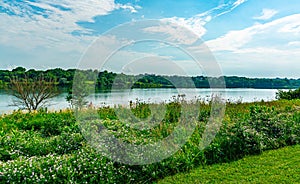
[1,0,300,78]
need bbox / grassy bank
[0,100,300,183]
[158,144,300,184]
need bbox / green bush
[276,88,300,100]
[0,110,78,136]
[204,104,300,165]
[0,130,84,161]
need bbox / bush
[0,110,78,136]
[0,130,84,161]
[276,88,300,100]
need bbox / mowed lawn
[158,145,300,184]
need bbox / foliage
[1,67,300,91]
[0,100,300,183]
[66,72,93,109]
[276,88,300,100]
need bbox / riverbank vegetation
[0,99,300,183]
[276,88,300,100]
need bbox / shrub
[276,88,300,100]
[0,130,84,161]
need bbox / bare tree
[9,76,59,111]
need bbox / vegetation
[0,99,300,183]
[158,145,300,184]
[9,76,59,111]
[66,72,93,109]
[276,87,300,100]
[1,67,300,91]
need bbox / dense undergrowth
[0,100,300,183]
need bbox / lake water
[0,88,279,114]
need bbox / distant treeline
[0,67,300,90]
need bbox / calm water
[0,88,279,114]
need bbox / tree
[12,67,26,73]
[9,76,59,111]
[66,72,93,109]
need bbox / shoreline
[0,98,289,117]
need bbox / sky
[0,0,300,78]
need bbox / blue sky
[0,0,300,78]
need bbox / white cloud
[233,0,246,7]
[144,0,248,45]
[36,0,137,22]
[205,14,300,78]
[278,21,300,34]
[206,28,255,52]
[0,0,139,52]
[254,9,278,20]
[0,0,248,70]
[162,17,208,39]
[152,0,247,39]
[119,5,137,13]
[215,0,248,17]
[0,0,141,69]
[288,41,300,47]
[206,14,300,52]
[214,48,300,78]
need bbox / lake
[0,88,279,114]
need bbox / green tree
[66,72,93,109]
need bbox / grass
[0,99,300,183]
[158,144,300,184]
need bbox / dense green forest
[1,66,300,90]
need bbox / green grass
[158,145,300,184]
